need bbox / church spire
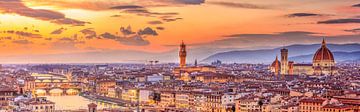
[322,37,326,47]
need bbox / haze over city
[0,0,360,63]
[0,1,360,112]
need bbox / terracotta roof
[300,98,325,103]
[322,104,352,109]
[88,103,97,107]
[313,39,335,63]
[271,56,280,67]
[0,86,17,92]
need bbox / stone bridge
[32,73,83,96]
[35,82,83,95]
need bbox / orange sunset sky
[0,0,359,63]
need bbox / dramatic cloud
[171,0,205,5]
[120,26,136,36]
[44,38,52,41]
[12,39,33,45]
[100,26,158,46]
[209,1,268,9]
[15,31,42,38]
[156,27,165,30]
[29,0,206,10]
[287,13,325,17]
[110,5,144,10]
[51,28,66,35]
[0,36,12,40]
[138,27,158,36]
[193,31,360,49]
[59,37,75,41]
[100,32,150,46]
[51,18,90,26]
[148,21,163,25]
[2,30,42,38]
[344,28,360,33]
[51,37,85,50]
[124,9,178,17]
[0,0,89,26]
[100,32,117,39]
[163,18,183,22]
[318,18,360,24]
[110,15,122,17]
[117,35,151,46]
[110,5,178,17]
[109,3,182,25]
[80,28,97,39]
[352,4,360,7]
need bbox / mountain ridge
[202,43,360,64]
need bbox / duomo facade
[270,39,338,76]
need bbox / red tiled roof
[313,39,334,63]
[300,98,325,103]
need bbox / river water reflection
[44,95,122,110]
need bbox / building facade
[270,39,338,75]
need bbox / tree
[231,105,236,112]
[258,99,264,112]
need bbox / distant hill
[202,43,360,64]
[289,51,360,63]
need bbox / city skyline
[0,1,359,111]
[0,0,360,63]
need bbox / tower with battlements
[179,41,187,68]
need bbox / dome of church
[313,39,335,63]
[271,56,280,67]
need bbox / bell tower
[280,48,288,75]
[179,41,187,68]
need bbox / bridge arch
[66,89,79,95]
[49,88,63,96]
[35,89,47,96]
[53,80,61,83]
[42,79,52,83]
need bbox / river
[44,95,123,110]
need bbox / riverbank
[80,92,137,107]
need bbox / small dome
[313,39,334,63]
